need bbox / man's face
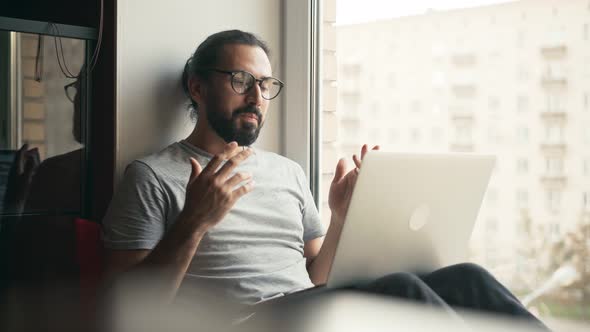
[198,44,272,146]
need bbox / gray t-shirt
[102,141,325,305]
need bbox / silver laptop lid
[327,151,495,288]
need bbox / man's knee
[363,272,423,291]
[450,263,495,283]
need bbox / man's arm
[103,143,254,302]
[104,213,208,302]
[305,215,344,285]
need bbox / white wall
[115,0,283,184]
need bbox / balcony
[540,142,567,155]
[540,44,567,59]
[540,109,567,122]
[540,173,567,188]
[450,142,474,152]
[451,52,477,66]
[541,74,567,88]
[450,107,474,121]
[451,83,476,98]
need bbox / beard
[206,104,264,146]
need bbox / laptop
[325,151,495,288]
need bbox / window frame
[0,16,97,218]
[282,0,322,205]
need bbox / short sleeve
[101,161,168,250]
[294,165,326,242]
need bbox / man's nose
[246,82,263,106]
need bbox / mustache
[233,106,262,121]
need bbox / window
[488,96,500,111]
[545,157,564,175]
[517,30,525,47]
[516,127,529,143]
[431,127,443,143]
[546,93,563,111]
[388,129,399,144]
[584,23,589,41]
[486,218,498,233]
[546,191,561,213]
[545,125,564,143]
[583,192,590,211]
[410,128,422,143]
[318,1,590,327]
[516,190,528,208]
[455,125,472,144]
[0,25,94,217]
[486,188,498,205]
[517,95,528,112]
[410,100,422,114]
[517,158,529,174]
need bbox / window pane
[0,32,86,216]
[319,1,590,330]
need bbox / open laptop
[325,151,496,288]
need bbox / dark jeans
[252,263,549,330]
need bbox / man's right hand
[180,142,255,233]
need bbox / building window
[410,128,422,143]
[584,93,589,110]
[547,191,561,213]
[455,125,472,144]
[431,127,443,143]
[486,218,498,233]
[517,30,525,48]
[583,192,590,211]
[517,158,529,174]
[546,157,563,175]
[547,93,563,111]
[516,127,529,143]
[584,24,589,41]
[545,125,564,143]
[517,96,528,112]
[486,188,498,206]
[517,190,528,208]
[584,159,590,175]
[488,96,500,110]
[388,73,396,88]
[549,223,560,239]
[410,100,422,114]
[388,129,399,144]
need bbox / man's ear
[188,77,206,105]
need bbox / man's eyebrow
[229,69,273,79]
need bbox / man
[102,30,547,329]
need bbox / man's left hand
[328,144,379,224]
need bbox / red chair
[75,218,103,315]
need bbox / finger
[360,144,368,160]
[225,172,252,188]
[188,157,202,186]
[372,145,380,151]
[201,142,239,177]
[215,148,254,180]
[352,154,361,169]
[231,180,255,200]
[332,158,347,184]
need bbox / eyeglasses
[64,81,77,102]
[206,69,284,100]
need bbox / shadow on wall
[154,68,194,147]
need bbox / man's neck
[186,115,244,156]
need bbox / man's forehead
[218,44,272,76]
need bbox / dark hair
[181,30,271,118]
